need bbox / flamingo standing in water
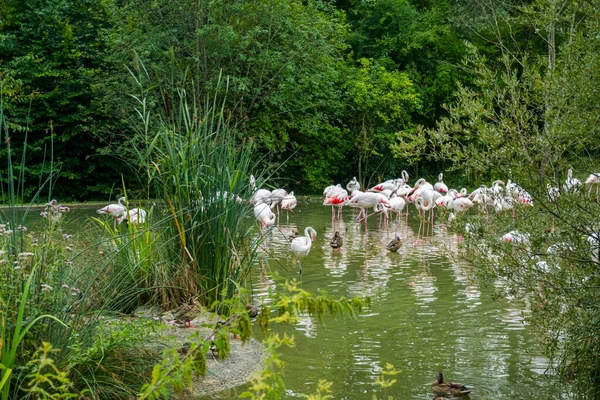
[291,227,317,273]
[97,197,127,229]
[323,186,348,222]
[388,194,406,221]
[270,188,288,221]
[254,203,276,229]
[281,191,297,222]
[347,192,389,230]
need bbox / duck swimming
[431,372,471,397]
[289,228,300,239]
[330,231,343,249]
[386,235,402,252]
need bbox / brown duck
[386,235,402,252]
[431,372,471,397]
[245,304,259,318]
[330,231,343,249]
[164,297,201,328]
[289,228,300,240]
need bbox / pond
[215,197,570,399]
[1,200,570,399]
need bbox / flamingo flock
[95,167,600,273]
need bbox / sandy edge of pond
[159,311,265,398]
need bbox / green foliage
[23,342,87,399]
[0,0,128,200]
[425,1,600,396]
[344,58,421,186]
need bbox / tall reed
[128,65,260,308]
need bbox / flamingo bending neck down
[117,207,147,226]
[254,203,276,229]
[291,227,317,273]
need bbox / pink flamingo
[433,173,448,194]
[97,197,127,229]
[347,192,389,230]
[585,173,600,200]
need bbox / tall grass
[128,64,260,309]
[0,79,161,399]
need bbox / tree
[344,58,420,188]
[0,0,127,201]
[106,0,353,193]
[426,0,600,396]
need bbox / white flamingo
[443,197,474,226]
[270,188,288,220]
[254,203,276,229]
[346,177,361,194]
[401,170,409,184]
[97,197,127,229]
[118,207,147,226]
[502,230,530,245]
[291,227,317,272]
[369,178,403,193]
[347,192,390,229]
[281,191,297,218]
[250,175,272,206]
[388,194,406,220]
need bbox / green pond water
[2,201,571,399]
[213,198,570,399]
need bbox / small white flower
[17,225,27,231]
[62,234,73,240]
[18,252,34,259]
[62,284,70,289]
[41,283,53,292]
